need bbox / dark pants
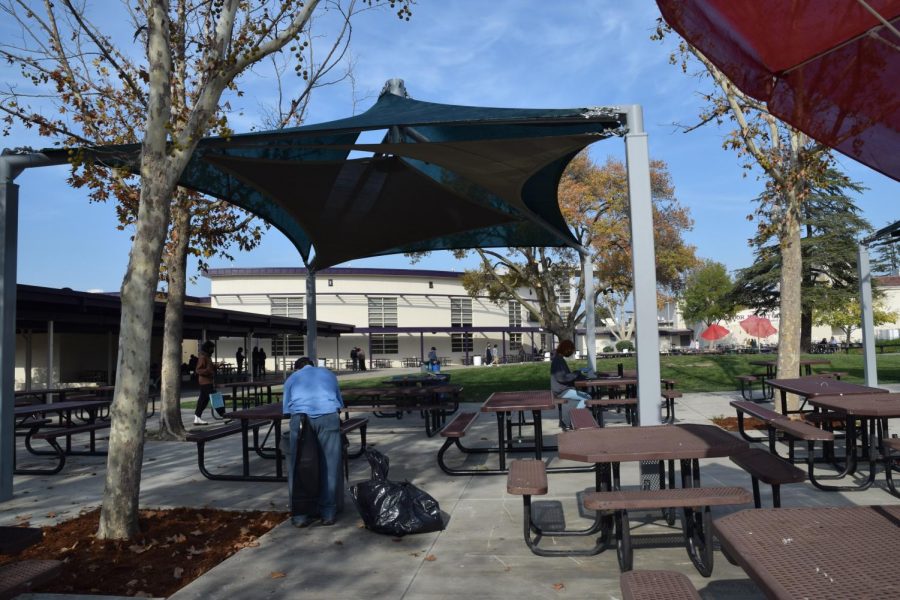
[195,383,214,417]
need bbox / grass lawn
[340,352,900,404]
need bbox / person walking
[251,346,260,377]
[492,344,499,366]
[258,346,267,377]
[193,341,217,425]
[236,347,245,374]
[427,346,439,368]
[350,347,358,371]
[357,347,367,371]
[283,357,344,528]
[484,344,493,366]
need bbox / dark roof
[43,82,626,269]
[15,285,353,338]
[206,267,463,279]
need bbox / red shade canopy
[657,0,900,182]
[700,323,730,340]
[739,315,778,338]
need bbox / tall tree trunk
[800,310,812,353]
[777,197,803,415]
[157,200,191,440]
[98,0,173,540]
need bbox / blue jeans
[558,388,591,427]
[287,412,343,520]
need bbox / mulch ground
[0,507,286,597]
[711,415,767,431]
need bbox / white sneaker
[193,416,208,425]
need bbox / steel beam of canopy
[857,244,877,386]
[306,270,317,361]
[0,151,68,502]
[621,106,662,426]
[581,249,597,373]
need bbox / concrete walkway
[5,378,900,599]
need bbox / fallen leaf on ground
[129,545,148,554]
[173,567,184,579]
[552,583,565,591]
[15,514,32,521]
[424,554,437,561]
[270,571,286,579]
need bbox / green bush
[615,340,634,352]
[603,345,615,352]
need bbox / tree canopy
[450,152,698,344]
[679,260,736,327]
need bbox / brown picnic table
[805,392,900,493]
[714,505,900,599]
[766,376,888,416]
[14,399,112,474]
[575,377,639,426]
[226,378,283,410]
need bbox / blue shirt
[282,365,344,417]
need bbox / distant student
[236,347,245,374]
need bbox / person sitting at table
[193,341,216,425]
[283,356,344,528]
[550,339,590,429]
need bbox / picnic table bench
[620,571,700,600]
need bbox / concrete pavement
[6,375,900,599]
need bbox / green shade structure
[52,80,626,269]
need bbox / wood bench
[730,448,805,507]
[569,408,600,430]
[0,560,62,600]
[585,397,637,427]
[583,486,752,575]
[731,399,836,474]
[620,570,701,600]
[660,389,682,424]
[186,420,270,481]
[436,412,479,475]
[341,402,456,437]
[339,417,368,480]
[18,421,111,475]
[736,374,768,401]
[506,459,606,557]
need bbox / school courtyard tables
[714,505,900,600]
[766,376,889,416]
[805,393,900,493]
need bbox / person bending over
[283,357,344,528]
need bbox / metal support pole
[623,105,661,426]
[47,320,54,393]
[306,270,318,361]
[582,249,597,373]
[25,330,32,390]
[858,244,877,387]
[0,169,19,501]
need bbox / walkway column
[858,244,877,386]
[47,320,54,392]
[25,330,32,390]
[306,270,318,361]
[582,248,597,372]
[0,164,19,500]
[623,105,661,426]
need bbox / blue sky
[5,0,897,295]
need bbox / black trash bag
[349,448,443,536]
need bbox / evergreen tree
[730,169,873,351]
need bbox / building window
[272,335,305,356]
[368,297,398,327]
[509,333,523,350]
[451,333,473,352]
[270,296,304,318]
[371,334,399,354]
[508,301,522,327]
[429,281,434,289]
[557,286,571,304]
[451,298,472,327]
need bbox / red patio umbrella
[700,323,730,341]
[656,0,900,182]
[740,315,778,351]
